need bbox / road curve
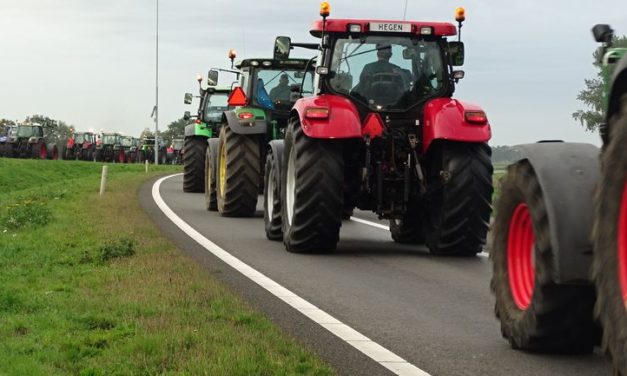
[142,174,611,376]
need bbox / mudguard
[607,54,627,133]
[422,98,492,153]
[293,94,362,139]
[267,140,285,179]
[223,110,267,135]
[184,123,212,138]
[512,142,600,284]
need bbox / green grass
[0,159,334,376]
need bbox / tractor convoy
[490,24,627,373]
[0,124,59,160]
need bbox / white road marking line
[153,175,430,376]
[350,216,491,259]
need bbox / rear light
[195,119,201,124]
[465,111,488,124]
[305,107,330,119]
[238,112,255,120]
[348,24,362,33]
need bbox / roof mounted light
[320,2,331,17]
[262,61,272,67]
[228,49,237,60]
[348,24,361,33]
[250,60,259,66]
[420,26,433,35]
[455,7,466,22]
[316,66,329,75]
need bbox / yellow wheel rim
[219,141,227,196]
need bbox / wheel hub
[618,178,627,310]
[507,203,536,310]
[267,161,275,221]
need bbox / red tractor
[263,5,493,254]
[65,131,97,161]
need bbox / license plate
[369,22,411,33]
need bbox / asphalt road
[142,174,611,376]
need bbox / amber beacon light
[320,2,331,17]
[455,7,466,22]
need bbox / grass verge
[0,159,334,376]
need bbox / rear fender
[224,108,267,135]
[422,98,492,153]
[510,142,600,284]
[267,140,285,180]
[293,94,362,139]
[184,123,212,138]
[606,54,627,142]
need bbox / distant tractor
[95,133,126,163]
[138,138,166,164]
[1,124,59,160]
[182,75,232,192]
[166,138,184,164]
[205,56,315,214]
[259,5,493,254]
[490,24,627,373]
[65,131,97,161]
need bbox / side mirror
[183,111,191,121]
[184,93,193,104]
[274,36,291,61]
[452,70,465,82]
[592,24,613,44]
[402,47,416,60]
[448,41,465,66]
[207,69,219,86]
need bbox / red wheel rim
[507,203,536,310]
[618,179,627,310]
[40,144,47,159]
[119,150,124,163]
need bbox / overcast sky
[1,0,626,145]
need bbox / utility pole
[154,0,159,164]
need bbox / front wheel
[204,139,218,211]
[423,142,493,256]
[281,118,343,253]
[264,144,283,240]
[592,94,627,373]
[491,160,596,353]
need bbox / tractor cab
[14,125,44,141]
[101,133,121,146]
[276,16,466,125]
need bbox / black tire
[183,136,207,192]
[264,146,283,240]
[390,202,425,244]
[423,142,493,256]
[216,125,259,217]
[204,139,218,211]
[281,118,343,253]
[491,160,597,353]
[592,94,627,374]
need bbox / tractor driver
[354,44,411,101]
[269,74,291,102]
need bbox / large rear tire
[204,139,218,211]
[216,125,259,217]
[281,119,343,253]
[491,160,597,353]
[183,136,207,193]
[32,141,47,159]
[593,94,627,374]
[423,142,493,256]
[264,145,283,241]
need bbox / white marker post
[145,159,149,173]
[99,166,108,196]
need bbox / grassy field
[0,158,333,376]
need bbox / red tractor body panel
[422,98,492,153]
[294,94,362,139]
[310,19,457,37]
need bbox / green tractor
[0,124,59,160]
[138,137,166,164]
[490,24,627,372]
[204,58,315,214]
[181,74,232,192]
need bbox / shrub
[0,198,51,230]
